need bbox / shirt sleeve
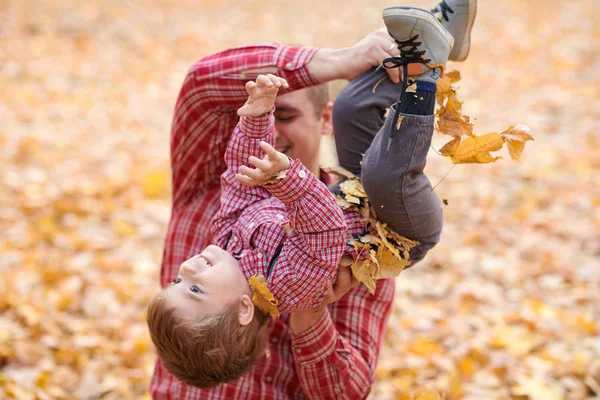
[264,160,348,313]
[291,279,395,399]
[170,44,320,208]
[210,113,275,243]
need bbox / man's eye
[190,285,202,293]
[276,115,296,122]
[172,277,182,284]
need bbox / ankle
[397,84,436,116]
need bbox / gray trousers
[332,69,443,266]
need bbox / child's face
[163,245,250,320]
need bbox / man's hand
[237,74,290,117]
[235,141,291,187]
[290,263,360,335]
[308,28,401,84]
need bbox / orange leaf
[248,274,280,317]
[501,124,534,160]
[435,106,474,137]
[442,132,504,164]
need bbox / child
[148,5,468,389]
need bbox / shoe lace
[376,35,442,144]
[432,0,454,22]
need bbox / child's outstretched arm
[211,75,289,243]
[243,150,349,314]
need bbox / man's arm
[290,268,395,399]
[171,31,400,208]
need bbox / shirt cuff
[239,112,274,139]
[266,159,316,204]
[275,46,321,86]
[291,311,337,366]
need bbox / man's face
[273,89,331,176]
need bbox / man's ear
[319,101,334,137]
[238,294,255,326]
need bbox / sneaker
[382,7,453,83]
[431,0,477,62]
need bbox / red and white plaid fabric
[211,113,347,313]
[152,44,395,399]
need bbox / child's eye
[190,285,202,293]
[172,277,182,284]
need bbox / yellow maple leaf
[350,256,378,295]
[490,324,538,356]
[512,376,564,400]
[345,194,361,205]
[440,132,504,164]
[141,170,169,199]
[248,274,280,317]
[375,249,409,279]
[436,70,461,105]
[339,179,367,198]
[435,106,474,137]
[407,336,443,357]
[501,124,534,160]
[413,389,443,400]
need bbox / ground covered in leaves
[0,0,598,398]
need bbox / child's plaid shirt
[211,112,362,313]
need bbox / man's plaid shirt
[152,44,395,399]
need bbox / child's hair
[146,291,270,388]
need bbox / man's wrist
[290,306,327,335]
[307,48,351,83]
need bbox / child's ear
[238,294,255,326]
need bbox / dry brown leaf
[248,274,280,317]
[501,124,534,160]
[350,257,378,295]
[441,132,504,164]
[339,179,367,198]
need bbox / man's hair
[147,292,270,388]
[305,83,330,119]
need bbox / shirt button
[276,214,283,220]
[298,170,307,179]
[265,376,273,383]
[285,62,293,70]
[271,336,279,343]
[294,347,301,354]
[248,222,255,228]
[257,252,263,259]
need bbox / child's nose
[183,261,200,275]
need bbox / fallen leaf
[248,274,280,317]
[501,124,534,160]
[512,376,564,400]
[441,132,504,164]
[339,179,367,198]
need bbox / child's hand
[235,141,291,186]
[237,74,289,117]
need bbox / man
[151,1,476,397]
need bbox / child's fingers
[278,77,289,89]
[248,155,270,171]
[245,81,257,90]
[265,74,282,88]
[259,141,278,157]
[239,165,264,180]
[256,74,274,88]
[235,173,257,186]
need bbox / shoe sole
[382,7,454,49]
[454,0,477,62]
